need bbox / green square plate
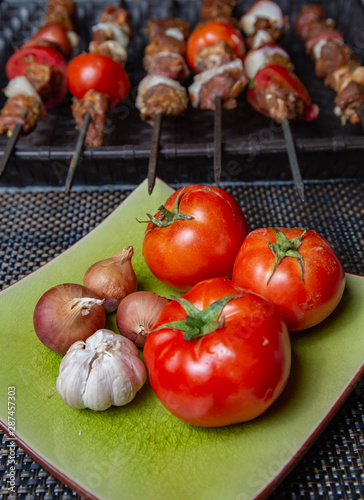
[1,179,363,500]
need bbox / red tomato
[141,185,249,291]
[5,45,67,107]
[232,227,346,331]
[23,23,75,59]
[247,64,319,121]
[67,53,130,109]
[144,277,291,427]
[186,20,246,72]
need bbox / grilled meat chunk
[0,95,41,136]
[136,75,188,125]
[145,18,191,41]
[189,59,248,110]
[199,0,236,20]
[194,40,236,73]
[100,6,132,36]
[143,52,190,82]
[71,89,109,147]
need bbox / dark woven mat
[0,180,363,499]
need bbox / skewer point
[281,118,305,202]
[147,112,162,195]
[65,112,92,194]
[0,122,23,179]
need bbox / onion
[33,283,106,354]
[116,292,170,347]
[83,246,138,313]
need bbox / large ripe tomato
[232,227,346,331]
[67,53,130,109]
[247,64,319,121]
[5,45,67,107]
[141,185,249,291]
[23,23,76,59]
[186,20,246,72]
[144,277,291,427]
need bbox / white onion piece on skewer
[240,0,285,36]
[244,44,290,80]
[4,76,42,102]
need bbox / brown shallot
[33,283,106,354]
[116,291,170,347]
[83,246,138,313]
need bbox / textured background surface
[0,180,363,499]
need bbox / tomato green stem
[267,227,307,284]
[154,295,241,341]
[137,190,194,229]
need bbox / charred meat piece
[136,75,188,126]
[71,89,109,147]
[0,95,41,136]
[145,18,191,41]
[245,16,287,48]
[252,80,306,123]
[335,80,364,124]
[294,4,328,40]
[194,40,236,73]
[143,52,190,82]
[315,40,359,85]
[23,63,64,105]
[144,32,186,58]
[89,40,127,66]
[199,0,236,20]
[45,0,77,30]
[189,59,248,110]
[100,6,132,36]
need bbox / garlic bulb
[56,329,147,411]
[83,246,138,312]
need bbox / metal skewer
[214,95,222,187]
[356,106,364,134]
[0,122,22,179]
[65,112,91,194]
[147,112,162,195]
[281,117,305,202]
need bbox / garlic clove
[56,329,147,411]
[83,246,138,313]
[116,291,170,347]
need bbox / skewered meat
[294,4,328,40]
[145,18,191,41]
[252,79,305,123]
[335,80,364,124]
[199,0,236,21]
[295,4,364,125]
[143,51,190,82]
[144,32,186,58]
[0,77,42,136]
[89,40,127,66]
[193,40,236,73]
[315,40,359,85]
[71,89,109,147]
[189,59,248,110]
[136,75,188,125]
[100,6,132,36]
[45,0,77,30]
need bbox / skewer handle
[214,95,222,187]
[0,122,23,179]
[65,112,91,194]
[281,117,305,202]
[147,112,162,195]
